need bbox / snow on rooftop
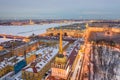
[0,23,73,37]
[24,46,59,73]
[16,56,24,62]
[23,41,69,73]
[0,56,24,70]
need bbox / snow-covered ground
[91,45,120,80]
[0,23,73,37]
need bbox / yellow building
[0,55,25,78]
[22,28,71,80]
[46,28,83,38]
[0,50,12,61]
[50,28,69,79]
[84,24,120,46]
[22,54,56,80]
[0,64,13,77]
[26,54,36,64]
[22,45,59,80]
[14,40,40,57]
[46,28,81,80]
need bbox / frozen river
[0,23,73,37]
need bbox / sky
[0,0,120,20]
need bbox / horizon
[0,0,120,20]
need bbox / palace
[84,23,120,48]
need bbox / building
[46,28,81,80]
[21,40,69,80]
[22,28,70,80]
[46,23,85,38]
[0,64,13,77]
[49,28,69,80]
[84,23,120,48]
[13,40,40,56]
[22,46,59,80]
[0,56,25,78]
[0,50,12,61]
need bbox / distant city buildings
[46,23,85,38]
[0,20,120,80]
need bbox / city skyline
[0,0,120,19]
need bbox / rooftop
[0,56,24,70]
[0,49,9,56]
[88,32,120,44]
[89,21,120,28]
[46,39,82,80]
[23,41,68,73]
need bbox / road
[71,51,83,80]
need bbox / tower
[46,26,79,80]
[59,27,63,54]
[50,27,69,80]
[55,27,67,64]
[29,19,34,25]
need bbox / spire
[54,26,67,64]
[59,27,63,54]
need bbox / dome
[55,54,67,64]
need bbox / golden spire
[59,27,63,54]
[55,26,67,64]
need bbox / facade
[22,51,57,80]
[84,24,120,48]
[0,65,13,77]
[46,28,83,38]
[22,60,53,80]
[0,40,40,61]
[50,29,69,80]
[46,29,80,80]
[0,50,12,61]
[22,44,59,80]
[0,56,24,78]
[22,28,70,80]
[26,54,36,64]
[14,40,40,56]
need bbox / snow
[0,56,24,70]
[24,46,59,72]
[0,71,14,80]
[91,45,120,80]
[0,23,73,37]
[24,41,69,73]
